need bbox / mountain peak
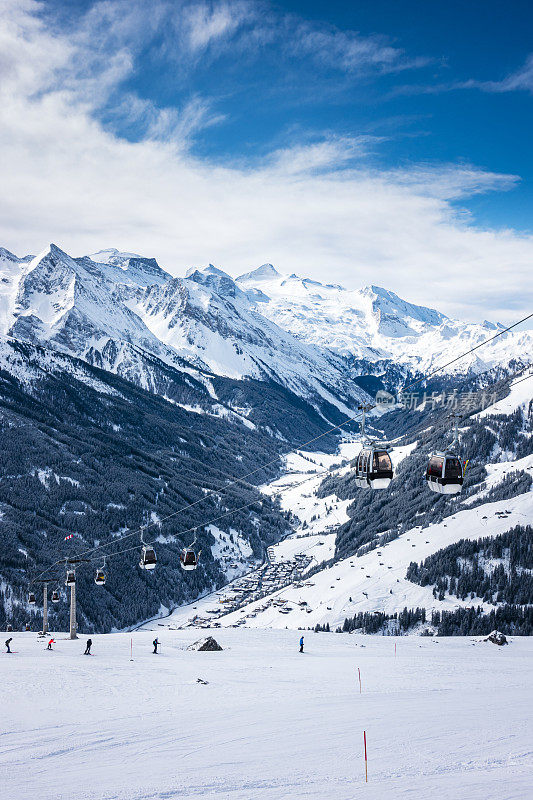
[89,248,145,267]
[0,247,20,262]
[28,243,75,268]
[236,264,280,282]
[361,284,448,327]
[186,264,247,302]
[186,264,230,279]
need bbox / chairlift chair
[65,570,76,586]
[51,590,60,603]
[28,592,36,605]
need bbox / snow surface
[1,629,531,800]
[478,371,533,418]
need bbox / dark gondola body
[180,547,199,571]
[425,452,463,495]
[139,545,157,570]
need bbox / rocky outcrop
[187,636,223,651]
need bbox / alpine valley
[0,244,531,634]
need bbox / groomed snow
[1,629,531,800]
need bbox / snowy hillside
[0,335,296,632]
[2,629,531,800]
[236,265,532,374]
[1,244,531,639]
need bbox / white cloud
[287,21,427,74]
[0,0,532,328]
[397,53,533,97]
[183,1,252,53]
[268,136,381,175]
[462,54,533,94]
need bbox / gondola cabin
[139,545,157,570]
[28,592,36,605]
[425,453,463,495]
[94,569,106,586]
[65,570,76,586]
[354,447,393,490]
[51,590,60,603]
[180,547,199,571]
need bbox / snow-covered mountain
[0,246,364,417]
[236,265,532,374]
[1,242,530,433]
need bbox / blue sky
[1,0,532,322]
[48,0,533,229]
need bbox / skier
[47,638,55,650]
[84,639,92,655]
[5,638,12,653]
[153,637,159,654]
[299,635,304,653]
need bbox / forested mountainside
[317,371,533,564]
[339,604,533,636]
[0,338,333,632]
[406,526,533,605]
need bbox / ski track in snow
[1,630,531,800]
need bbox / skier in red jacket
[47,638,55,650]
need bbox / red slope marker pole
[358,667,362,694]
[364,730,368,783]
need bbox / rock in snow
[187,636,223,651]
[485,630,508,646]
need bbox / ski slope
[1,629,531,800]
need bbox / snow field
[1,629,531,800]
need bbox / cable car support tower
[65,558,89,639]
[31,577,59,635]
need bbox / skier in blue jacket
[299,635,304,653]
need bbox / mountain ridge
[1,243,530,416]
